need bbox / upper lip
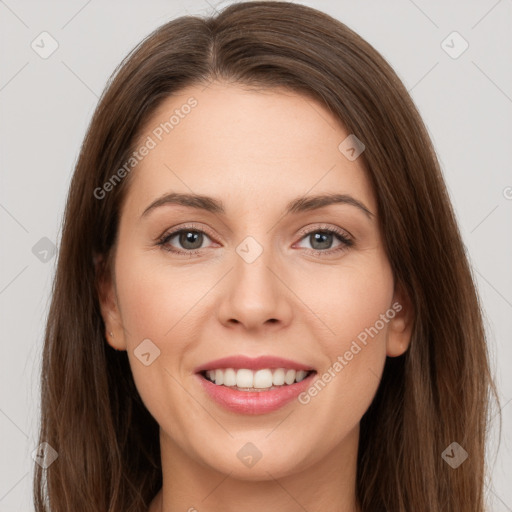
[194,355,316,373]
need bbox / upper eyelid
[296,223,352,240]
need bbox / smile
[194,355,317,414]
[201,367,313,391]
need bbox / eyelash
[156,223,354,258]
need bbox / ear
[94,252,127,351]
[386,281,414,357]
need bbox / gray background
[1,0,511,510]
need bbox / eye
[156,223,354,257]
[156,224,216,256]
[294,225,353,256]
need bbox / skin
[98,81,413,512]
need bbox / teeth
[236,369,254,388]
[223,368,237,386]
[253,369,273,389]
[296,370,308,382]
[284,369,296,385]
[273,368,285,386]
[203,368,312,388]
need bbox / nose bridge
[217,232,293,329]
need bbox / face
[98,81,412,480]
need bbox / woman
[33,2,499,511]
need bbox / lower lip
[196,372,317,415]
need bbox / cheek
[114,248,208,341]
[291,251,393,421]
[113,249,202,430]
[293,249,394,351]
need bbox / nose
[217,240,294,332]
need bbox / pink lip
[194,355,315,373]
[195,371,317,415]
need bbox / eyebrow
[140,192,374,219]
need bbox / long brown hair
[33,2,499,510]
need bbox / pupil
[311,232,332,250]
[180,231,202,250]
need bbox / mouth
[194,355,317,414]
[198,367,317,392]
[195,364,317,414]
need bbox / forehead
[122,82,376,219]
